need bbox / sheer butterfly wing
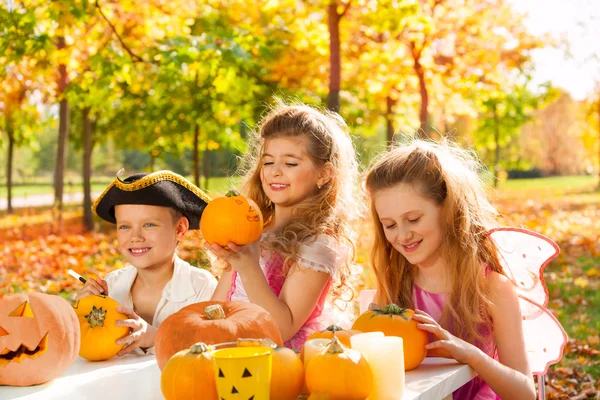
[489,227,568,375]
[519,296,568,375]
[489,227,559,316]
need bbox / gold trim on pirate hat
[92,169,211,229]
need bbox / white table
[2,355,476,400]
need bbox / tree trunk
[5,114,14,214]
[327,1,341,112]
[82,107,94,231]
[54,36,69,232]
[493,102,500,189]
[411,43,429,137]
[203,143,211,191]
[193,123,200,187]
[386,94,395,148]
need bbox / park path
[0,192,102,210]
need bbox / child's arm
[208,240,333,341]
[239,264,330,341]
[413,272,536,400]
[471,272,536,399]
[210,269,234,301]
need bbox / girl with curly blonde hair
[208,101,364,350]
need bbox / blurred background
[0,1,599,396]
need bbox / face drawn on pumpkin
[0,301,49,367]
[212,347,272,400]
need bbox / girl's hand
[413,309,479,364]
[207,241,260,273]
[74,278,108,300]
[114,306,157,356]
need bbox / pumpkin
[305,337,373,400]
[270,347,304,400]
[300,338,331,395]
[307,325,361,347]
[308,393,332,400]
[352,304,429,370]
[161,342,218,400]
[73,295,130,361]
[200,190,263,246]
[155,301,283,370]
[0,292,80,386]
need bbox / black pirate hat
[92,170,211,230]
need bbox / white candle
[351,334,405,400]
[303,338,331,368]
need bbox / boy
[76,170,217,355]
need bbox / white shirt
[104,255,217,354]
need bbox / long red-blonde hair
[365,139,504,344]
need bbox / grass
[494,175,597,197]
[545,255,600,377]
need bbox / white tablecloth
[1,355,476,400]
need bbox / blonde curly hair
[235,100,366,306]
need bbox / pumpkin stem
[379,304,410,320]
[205,304,226,320]
[189,342,212,354]
[85,305,108,328]
[325,325,344,333]
[325,337,345,354]
[225,189,240,197]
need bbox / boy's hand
[114,306,157,356]
[74,278,108,300]
[207,241,260,273]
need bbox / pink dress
[227,234,352,351]
[413,284,500,400]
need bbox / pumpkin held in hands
[0,292,80,386]
[161,342,218,400]
[352,304,429,370]
[305,337,373,400]
[73,295,130,361]
[154,301,283,370]
[200,190,263,246]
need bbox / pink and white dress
[226,234,353,351]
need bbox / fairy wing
[489,227,568,375]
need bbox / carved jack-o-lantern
[212,347,272,400]
[0,292,80,386]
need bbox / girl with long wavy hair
[208,101,364,350]
[364,139,536,400]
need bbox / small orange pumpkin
[307,325,361,347]
[161,342,217,400]
[305,337,373,400]
[352,304,429,370]
[0,292,80,386]
[155,301,283,370]
[200,190,263,246]
[73,295,130,361]
[270,347,304,400]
